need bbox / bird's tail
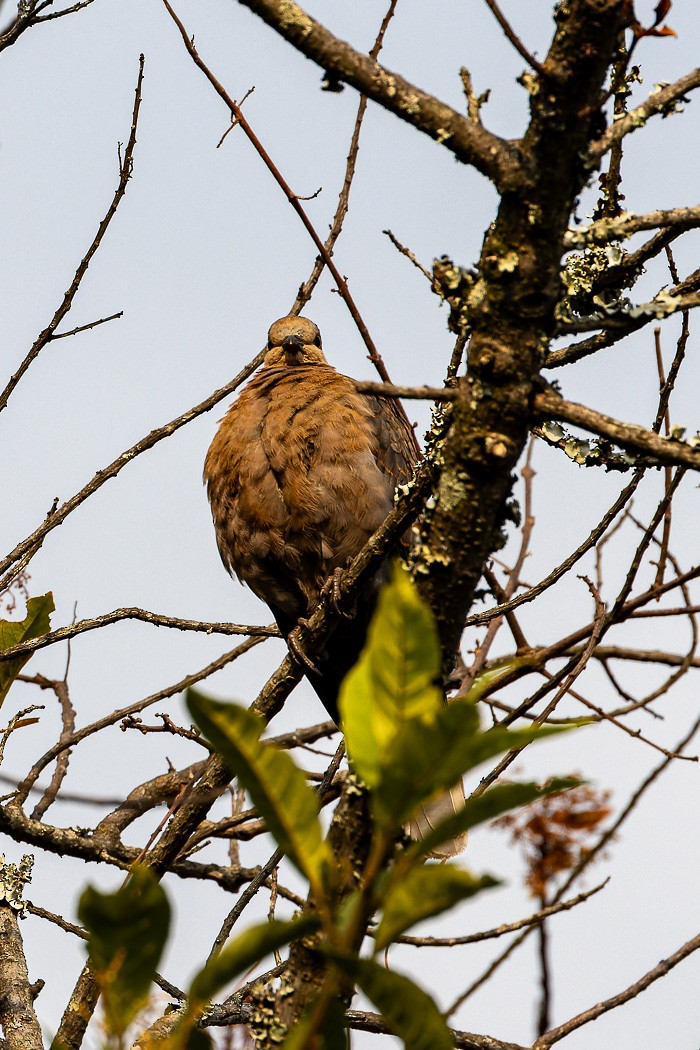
[405,781,468,859]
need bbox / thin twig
[466,470,643,627]
[482,0,546,76]
[0,349,267,589]
[160,0,399,389]
[0,56,143,412]
[0,608,278,664]
[293,0,399,314]
[12,636,263,805]
[48,311,123,340]
[397,880,607,946]
[534,932,700,1048]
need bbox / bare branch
[293,0,399,313]
[29,676,75,820]
[466,471,642,627]
[161,0,402,392]
[590,67,700,160]
[346,1011,528,1050]
[482,0,546,76]
[13,636,263,805]
[0,856,42,1050]
[33,0,96,21]
[397,880,607,946]
[0,608,278,664]
[0,56,143,413]
[0,348,267,588]
[48,310,123,340]
[534,932,700,1047]
[0,0,95,51]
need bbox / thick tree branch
[415,0,630,670]
[233,0,521,189]
[534,388,700,469]
[0,856,42,1050]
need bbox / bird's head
[264,315,328,367]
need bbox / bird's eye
[313,332,322,348]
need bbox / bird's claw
[320,568,353,618]
[287,622,320,674]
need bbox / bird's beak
[282,334,305,364]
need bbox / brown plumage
[204,315,417,722]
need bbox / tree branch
[564,205,700,248]
[414,0,630,670]
[589,67,700,160]
[534,931,700,1047]
[0,608,278,664]
[534,387,700,469]
[0,55,143,413]
[346,1011,528,1050]
[233,0,520,189]
[0,856,42,1050]
[0,348,267,588]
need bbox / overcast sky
[1,1,700,1047]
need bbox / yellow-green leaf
[0,593,54,707]
[187,690,331,897]
[339,565,443,788]
[374,699,575,830]
[327,954,453,1050]
[189,915,320,1006]
[375,864,498,949]
[78,866,170,1038]
[407,777,582,862]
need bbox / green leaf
[375,864,499,949]
[466,654,539,704]
[320,999,349,1050]
[78,866,170,1037]
[408,777,582,862]
[189,915,320,1006]
[279,998,348,1050]
[338,566,577,834]
[0,593,54,707]
[187,690,331,896]
[373,699,575,829]
[339,564,443,789]
[327,954,453,1050]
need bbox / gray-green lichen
[0,853,33,917]
[400,91,421,116]
[249,981,288,1047]
[628,288,680,319]
[557,242,629,321]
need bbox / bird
[205,315,467,857]
[203,315,417,724]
